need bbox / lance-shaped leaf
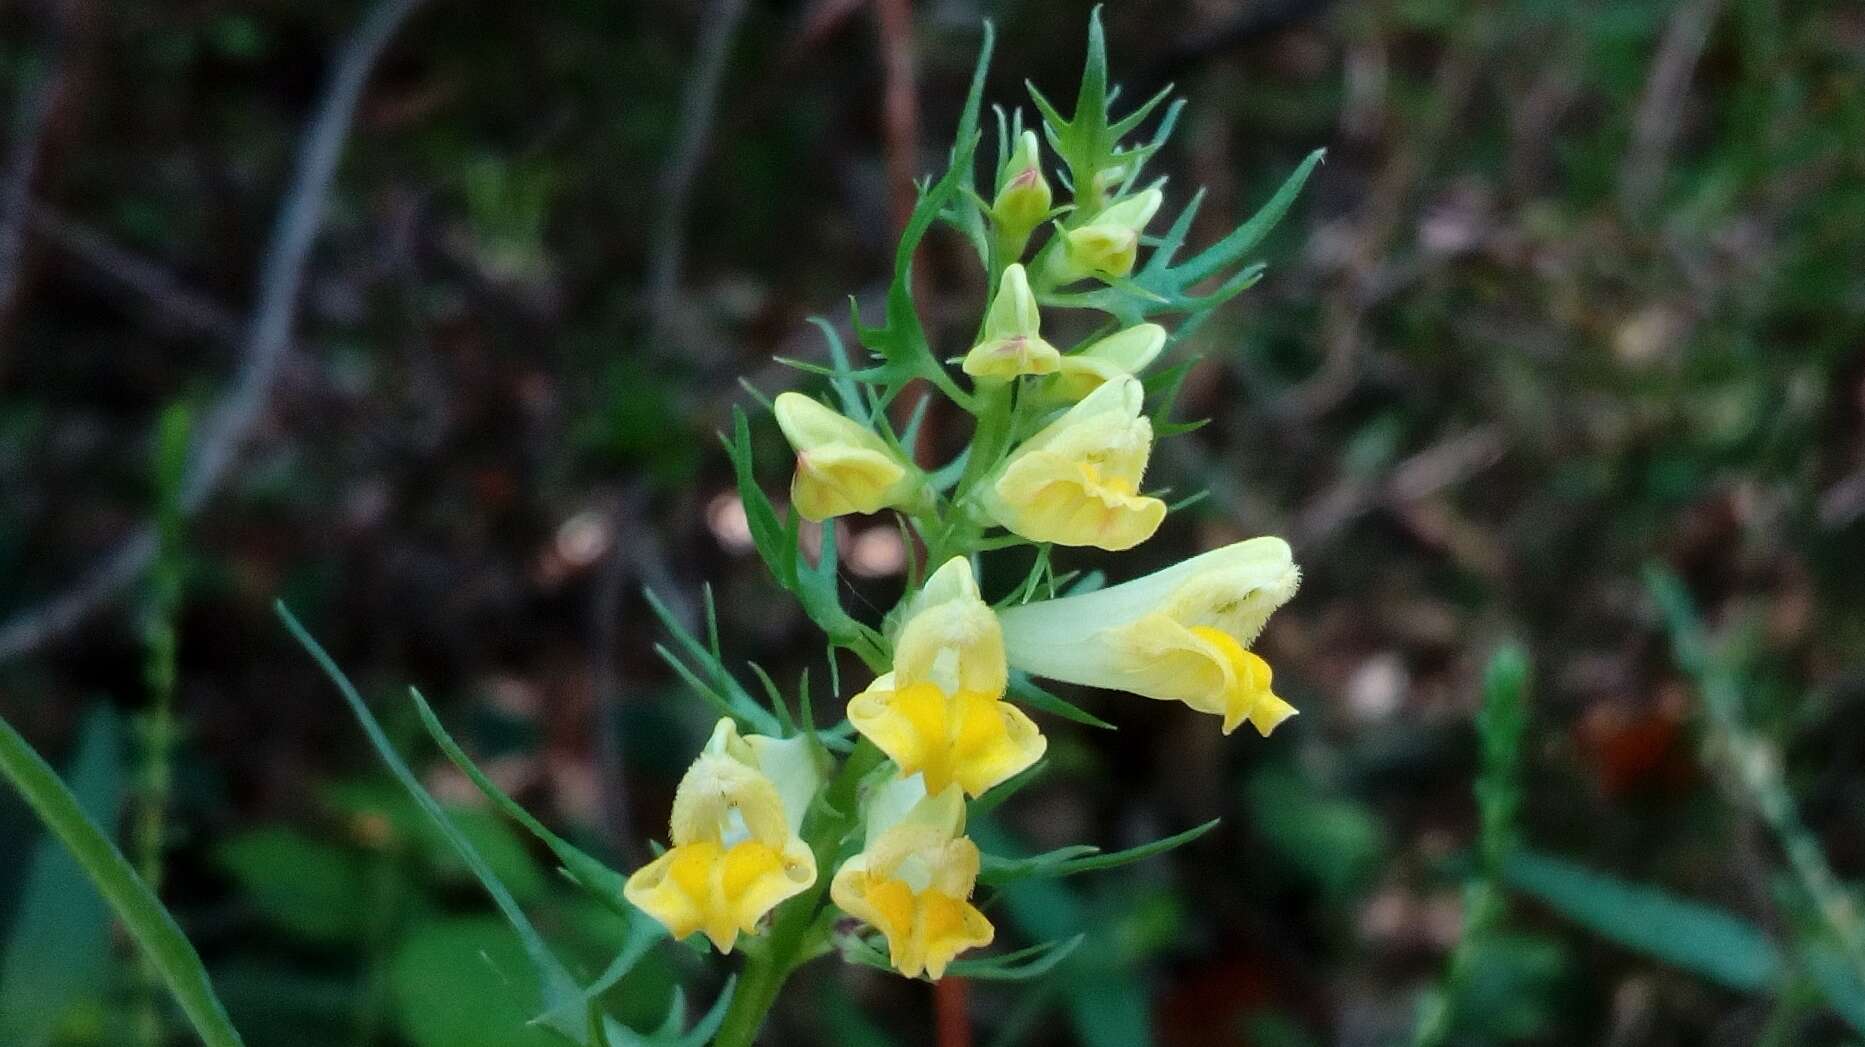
[939,20,997,265]
[1027,8,1174,206]
[406,686,640,920]
[978,818,1219,886]
[1008,672,1115,730]
[277,604,588,1043]
[721,408,886,663]
[846,164,978,411]
[1504,849,1782,992]
[946,935,1085,981]
[642,585,782,736]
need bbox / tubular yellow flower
[1047,323,1167,403]
[848,558,1045,797]
[961,264,1061,380]
[998,537,1301,735]
[623,719,822,952]
[831,777,993,979]
[977,376,1166,550]
[773,392,923,521]
[1044,187,1163,284]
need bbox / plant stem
[944,380,1016,552]
[137,402,190,1047]
[713,947,794,1047]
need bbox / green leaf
[389,917,568,1047]
[216,828,369,943]
[1040,149,1323,327]
[967,759,1048,820]
[0,709,245,1047]
[406,687,637,919]
[978,820,1219,885]
[940,20,996,265]
[1504,849,1783,991]
[946,935,1085,981]
[807,317,869,424]
[848,143,980,411]
[1247,766,1384,898]
[1026,9,1169,205]
[1803,943,1865,1035]
[0,708,123,1047]
[277,603,587,1043]
[1008,673,1114,730]
[642,582,780,735]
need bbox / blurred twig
[1289,13,1496,420]
[871,0,920,235]
[1621,0,1726,215]
[646,0,750,351]
[25,204,243,341]
[0,0,433,663]
[0,38,66,345]
[586,487,680,868]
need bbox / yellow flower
[990,130,1052,236]
[773,392,924,521]
[999,537,1301,735]
[1046,323,1167,403]
[1045,187,1163,284]
[848,558,1045,797]
[977,376,1166,550]
[961,264,1061,380]
[623,719,822,951]
[832,777,993,980]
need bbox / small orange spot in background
[1576,683,1695,796]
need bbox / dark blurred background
[3,0,1864,1044]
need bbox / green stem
[712,947,793,1047]
[0,713,246,1047]
[948,381,1016,532]
[135,604,180,1047]
[137,401,190,1047]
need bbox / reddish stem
[935,975,972,1047]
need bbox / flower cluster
[624,11,1320,1003]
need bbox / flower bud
[1047,323,1167,403]
[773,392,925,521]
[1045,187,1163,285]
[990,130,1052,236]
[961,264,1061,380]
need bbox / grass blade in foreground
[0,712,246,1047]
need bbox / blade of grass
[276,602,586,1041]
[0,711,246,1047]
